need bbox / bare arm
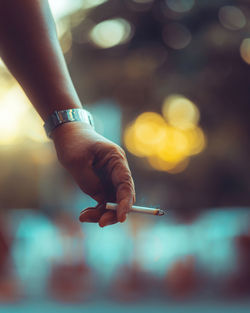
[0,0,135,226]
[0,0,81,120]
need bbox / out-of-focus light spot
[166,0,195,13]
[162,95,200,130]
[134,112,166,145]
[148,156,179,172]
[218,6,246,31]
[240,38,250,65]
[0,86,29,144]
[166,157,189,173]
[90,18,132,49]
[124,123,149,157]
[0,85,49,145]
[124,103,205,173]
[157,126,189,163]
[185,127,206,155]
[124,113,167,157]
[163,23,192,50]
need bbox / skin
[0,0,135,227]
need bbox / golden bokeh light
[162,94,200,130]
[148,156,189,174]
[90,18,132,49]
[0,85,49,145]
[240,38,250,65]
[124,99,206,174]
[124,114,167,157]
[157,126,189,163]
[148,156,178,172]
[124,123,148,157]
[134,112,167,146]
[185,127,206,155]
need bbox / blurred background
[0,0,250,312]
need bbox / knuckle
[108,144,126,159]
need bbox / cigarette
[106,202,165,216]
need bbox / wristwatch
[44,108,94,138]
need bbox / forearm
[0,0,81,121]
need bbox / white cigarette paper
[106,202,165,216]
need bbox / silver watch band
[44,108,94,138]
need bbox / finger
[110,156,136,222]
[79,203,106,223]
[116,197,134,223]
[98,210,117,227]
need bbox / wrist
[44,108,94,138]
[51,120,93,142]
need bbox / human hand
[51,122,136,227]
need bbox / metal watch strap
[44,108,94,138]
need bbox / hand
[51,121,136,227]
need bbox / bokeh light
[124,123,149,157]
[162,95,200,130]
[240,38,250,65]
[162,23,192,50]
[149,156,189,173]
[124,95,206,173]
[134,112,167,146]
[165,0,195,13]
[0,85,48,145]
[90,18,132,49]
[157,126,189,163]
[124,113,167,157]
[218,6,246,31]
[185,127,206,155]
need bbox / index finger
[109,151,136,222]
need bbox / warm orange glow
[134,112,167,145]
[185,127,206,155]
[123,123,149,157]
[0,85,49,145]
[148,156,178,172]
[157,126,189,163]
[240,38,250,65]
[124,102,206,173]
[148,155,189,174]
